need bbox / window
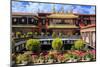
[19,17,27,24]
[64,19,73,25]
[12,17,19,24]
[28,18,34,24]
[28,17,38,25]
[52,19,61,24]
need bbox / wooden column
[45,18,49,32]
[38,18,42,33]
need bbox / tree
[52,38,63,50]
[74,39,85,50]
[26,39,40,52]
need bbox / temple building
[77,14,96,49]
[12,12,96,50]
[12,12,80,36]
[46,13,79,35]
[12,12,39,33]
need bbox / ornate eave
[47,13,78,19]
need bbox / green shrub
[52,38,63,50]
[21,54,30,61]
[74,39,85,50]
[52,32,57,38]
[16,54,22,64]
[16,32,21,38]
[27,32,33,38]
[20,35,25,38]
[16,32,21,35]
[27,32,33,35]
[26,39,40,52]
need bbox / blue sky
[12,1,96,14]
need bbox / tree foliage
[52,38,63,50]
[26,39,40,52]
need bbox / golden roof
[47,13,78,19]
[48,24,79,28]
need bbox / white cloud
[12,1,95,14]
[25,2,39,13]
[88,6,96,14]
[73,6,84,14]
[12,1,26,12]
[64,5,74,12]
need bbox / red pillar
[38,18,42,33]
[45,18,49,32]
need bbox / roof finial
[61,6,64,13]
[52,4,56,13]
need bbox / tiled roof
[12,12,38,16]
[80,24,96,29]
[47,13,78,19]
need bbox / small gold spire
[52,4,56,13]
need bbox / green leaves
[84,53,94,60]
[26,39,40,52]
[52,38,63,50]
[74,39,85,50]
